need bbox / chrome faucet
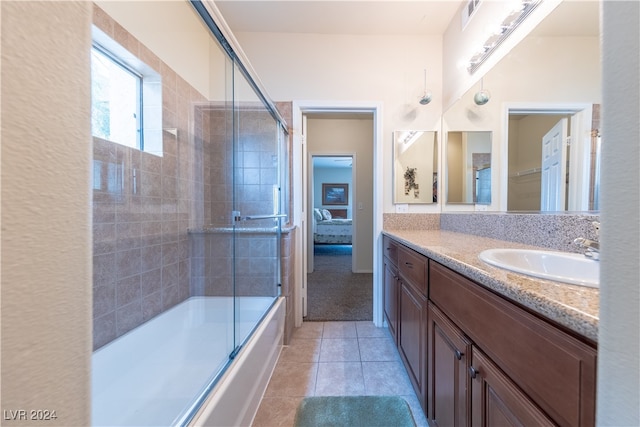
[574,221,600,260]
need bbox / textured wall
[1,2,92,425]
[597,1,640,424]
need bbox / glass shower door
[231,62,283,351]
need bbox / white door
[567,108,592,211]
[541,118,568,210]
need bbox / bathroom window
[91,26,163,156]
[91,44,142,149]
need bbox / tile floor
[251,321,429,426]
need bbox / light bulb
[419,91,432,105]
[474,89,491,106]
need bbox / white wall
[597,1,640,425]
[233,32,443,214]
[1,2,92,425]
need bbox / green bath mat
[293,395,416,427]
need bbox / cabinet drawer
[398,246,428,296]
[383,235,398,266]
[429,261,596,427]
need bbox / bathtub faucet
[574,221,600,260]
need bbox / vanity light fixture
[474,78,491,105]
[467,0,542,74]
[399,130,424,147]
[401,131,418,144]
[419,69,433,105]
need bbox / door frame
[292,101,384,328]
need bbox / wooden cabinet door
[428,302,471,427]
[383,257,399,344]
[470,346,555,427]
[399,280,427,410]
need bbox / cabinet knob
[455,350,463,360]
[405,262,414,269]
[469,366,479,379]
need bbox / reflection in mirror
[393,131,438,204]
[441,0,601,211]
[446,131,492,204]
[508,105,600,211]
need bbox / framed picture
[322,183,349,205]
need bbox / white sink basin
[478,248,599,288]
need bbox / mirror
[393,130,438,204]
[446,131,492,204]
[442,0,601,211]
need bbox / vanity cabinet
[382,235,597,427]
[382,236,399,344]
[397,246,428,411]
[429,260,597,427]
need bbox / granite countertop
[383,229,599,343]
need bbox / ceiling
[314,156,353,169]
[214,0,600,37]
[214,1,462,35]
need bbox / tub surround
[188,225,296,344]
[92,296,284,426]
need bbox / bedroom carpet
[305,245,373,321]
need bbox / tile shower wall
[190,106,284,298]
[92,6,209,350]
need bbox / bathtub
[92,296,284,426]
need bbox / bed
[313,208,352,244]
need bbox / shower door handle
[238,214,287,221]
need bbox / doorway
[303,112,374,322]
[309,155,355,274]
[306,154,369,321]
[291,102,384,328]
